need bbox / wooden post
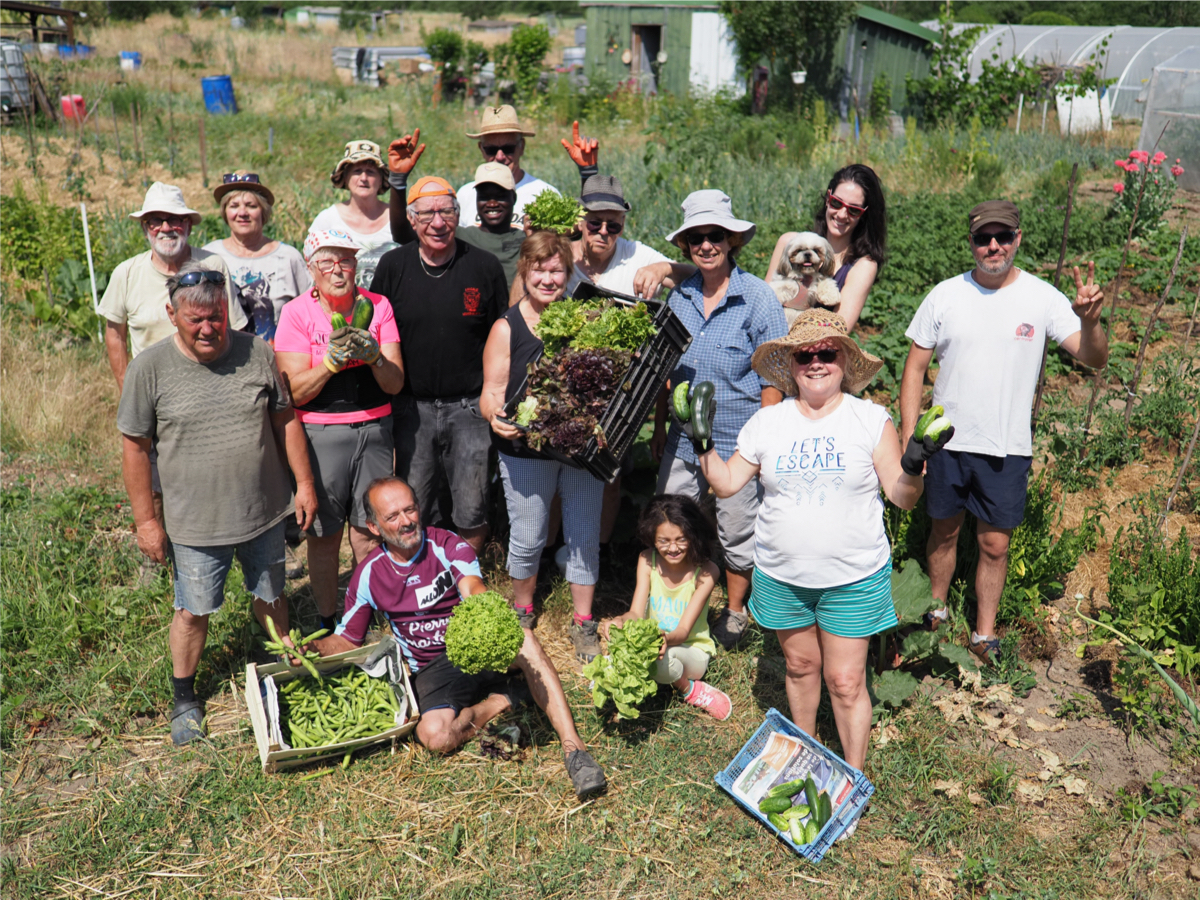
[1015,93,1023,134]
[1159,412,1200,539]
[1031,162,1078,430]
[110,100,123,160]
[198,118,210,188]
[92,110,105,172]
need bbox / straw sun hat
[751,309,884,396]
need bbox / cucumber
[817,791,833,828]
[781,804,810,821]
[788,817,804,845]
[766,777,808,800]
[350,295,374,330]
[804,775,820,817]
[804,820,819,845]
[913,405,944,440]
[922,415,953,441]
[672,381,692,420]
[758,795,794,815]
[767,812,788,833]
[330,312,348,330]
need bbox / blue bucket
[201,75,238,115]
[119,51,142,71]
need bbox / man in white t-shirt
[456,105,559,226]
[899,199,1107,664]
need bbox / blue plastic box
[714,708,874,863]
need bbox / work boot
[566,748,607,799]
[712,607,750,650]
[569,618,601,663]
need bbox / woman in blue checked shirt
[651,190,789,650]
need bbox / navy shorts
[924,450,1031,529]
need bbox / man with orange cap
[369,176,508,556]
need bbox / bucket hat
[407,176,457,205]
[213,171,275,206]
[330,140,388,192]
[129,182,201,225]
[580,174,630,213]
[466,105,536,138]
[473,162,516,192]
[665,190,755,245]
[303,229,362,263]
[751,309,883,396]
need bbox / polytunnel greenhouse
[1137,46,1200,194]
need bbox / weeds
[1116,771,1198,821]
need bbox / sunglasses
[481,143,520,158]
[584,218,624,235]
[826,190,867,218]
[145,215,189,230]
[970,230,1018,247]
[685,228,728,246]
[170,270,226,296]
[792,348,840,365]
[222,172,261,184]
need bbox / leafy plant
[583,618,662,719]
[1117,771,1198,821]
[443,591,524,675]
[424,27,466,86]
[1110,149,1186,238]
[523,189,583,235]
[494,23,551,102]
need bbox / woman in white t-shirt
[307,140,393,252]
[694,310,950,775]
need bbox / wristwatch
[374,356,384,368]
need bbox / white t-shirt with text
[737,395,892,588]
[905,269,1082,457]
[566,237,671,298]
[456,172,558,227]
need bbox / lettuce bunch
[444,591,524,675]
[582,618,663,719]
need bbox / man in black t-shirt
[369,176,508,555]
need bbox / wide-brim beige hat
[665,190,755,245]
[129,182,201,225]
[751,309,883,396]
[331,140,389,193]
[466,105,535,138]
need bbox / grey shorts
[170,519,286,616]
[393,396,491,531]
[303,416,394,536]
[657,452,762,572]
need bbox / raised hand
[560,120,598,168]
[388,129,426,174]
[1071,261,1103,324]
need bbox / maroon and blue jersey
[335,527,481,673]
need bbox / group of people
[99,104,1108,801]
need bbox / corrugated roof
[857,6,940,43]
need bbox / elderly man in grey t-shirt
[116,259,317,746]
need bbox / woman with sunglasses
[653,190,789,651]
[767,164,888,331]
[307,141,394,253]
[204,172,310,345]
[695,310,949,791]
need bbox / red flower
[1113,182,1125,194]
[1171,165,1185,177]
[1151,151,1167,166]
[1126,163,1140,173]
[1130,150,1150,164]
[1115,159,1128,171]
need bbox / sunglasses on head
[584,218,623,235]
[685,228,728,246]
[482,143,520,158]
[826,190,867,217]
[222,172,261,184]
[170,270,226,296]
[970,230,1018,247]
[793,348,839,365]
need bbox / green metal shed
[834,7,939,117]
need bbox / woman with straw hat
[308,140,394,252]
[694,309,952,780]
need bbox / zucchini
[691,381,716,443]
[672,381,692,420]
[804,775,820,817]
[350,295,374,330]
[913,405,944,440]
[758,795,794,815]
[330,312,348,330]
[766,777,808,800]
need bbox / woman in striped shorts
[694,309,950,771]
[480,231,606,663]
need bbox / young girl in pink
[604,495,732,720]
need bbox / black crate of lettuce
[505,282,692,483]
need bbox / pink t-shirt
[275,288,400,424]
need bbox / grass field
[3,12,1200,900]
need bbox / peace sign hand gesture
[1071,262,1104,325]
[560,120,599,168]
[388,129,426,175]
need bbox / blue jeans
[170,519,287,616]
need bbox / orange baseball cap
[407,176,456,205]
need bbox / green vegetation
[444,591,525,675]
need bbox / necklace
[419,249,454,279]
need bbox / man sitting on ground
[306,476,607,799]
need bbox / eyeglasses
[826,190,867,218]
[685,228,728,246]
[793,348,839,365]
[169,270,225,296]
[145,215,189,230]
[221,172,261,184]
[313,257,357,273]
[481,143,520,158]
[412,206,459,223]
[970,230,1018,247]
[654,538,689,551]
[584,218,624,235]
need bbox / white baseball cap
[304,229,362,262]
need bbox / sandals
[170,700,205,746]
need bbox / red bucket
[60,94,85,120]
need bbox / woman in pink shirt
[275,230,405,633]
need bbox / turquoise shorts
[748,562,898,638]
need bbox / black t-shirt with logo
[369,240,508,401]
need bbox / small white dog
[769,232,841,325]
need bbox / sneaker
[565,748,607,799]
[924,607,949,630]
[169,701,205,746]
[682,680,732,720]
[968,634,1001,666]
[569,618,601,663]
[712,608,750,650]
[284,542,306,580]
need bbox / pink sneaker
[683,681,732,720]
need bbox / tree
[719,1,856,108]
